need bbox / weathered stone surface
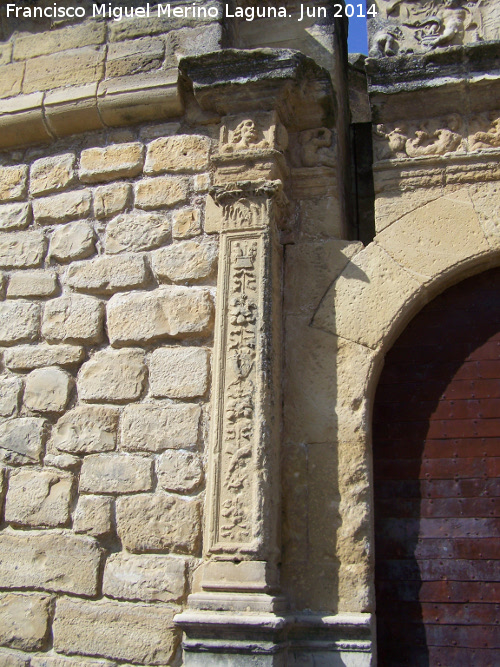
[7,270,58,298]
[203,194,221,234]
[152,240,217,283]
[172,208,201,239]
[14,21,106,60]
[107,287,213,345]
[0,531,102,595]
[0,203,30,231]
[32,190,92,225]
[104,211,170,254]
[52,405,118,454]
[94,182,132,219]
[103,552,186,603]
[42,295,104,344]
[80,143,144,183]
[0,231,46,269]
[4,344,84,371]
[24,367,72,413]
[0,377,22,418]
[43,453,80,471]
[0,418,46,465]
[5,468,73,528]
[0,62,24,99]
[106,37,165,78]
[31,655,113,667]
[149,347,210,398]
[0,593,50,651]
[0,648,30,667]
[193,173,210,193]
[0,301,40,344]
[121,403,200,452]
[52,597,179,665]
[116,492,201,554]
[30,154,75,197]
[23,46,105,94]
[80,454,153,494]
[158,450,203,493]
[134,176,189,210]
[0,166,27,203]
[145,135,211,174]
[78,349,146,402]
[0,43,12,65]
[73,495,113,537]
[49,221,95,262]
[65,254,148,294]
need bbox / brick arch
[311,186,500,613]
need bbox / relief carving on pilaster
[291,127,336,168]
[219,111,288,155]
[470,111,500,151]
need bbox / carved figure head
[233,119,259,147]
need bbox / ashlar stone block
[152,239,217,283]
[145,135,211,174]
[65,254,148,294]
[30,153,76,197]
[24,367,72,413]
[134,176,189,210]
[80,454,153,494]
[80,143,144,183]
[31,656,113,667]
[0,166,27,203]
[104,210,170,254]
[0,593,51,651]
[0,377,23,418]
[149,347,210,398]
[78,348,146,402]
[121,403,200,452]
[42,294,103,344]
[23,46,105,94]
[107,287,213,345]
[52,597,179,665]
[49,221,95,262]
[52,405,119,454]
[103,552,186,603]
[5,468,73,528]
[0,231,46,269]
[7,270,58,298]
[158,450,203,493]
[0,301,40,344]
[172,208,201,239]
[0,418,46,465]
[0,531,102,595]
[3,344,84,371]
[94,182,132,219]
[0,648,31,667]
[116,492,201,554]
[32,190,92,225]
[0,203,31,231]
[73,495,113,537]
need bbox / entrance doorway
[373,267,500,666]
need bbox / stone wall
[0,125,218,666]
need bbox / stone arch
[311,183,500,613]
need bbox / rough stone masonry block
[53,597,179,665]
[94,182,132,219]
[78,348,146,402]
[0,231,46,269]
[0,62,24,99]
[116,492,201,554]
[13,21,106,60]
[149,347,210,398]
[73,495,113,537]
[32,190,92,225]
[0,593,51,651]
[7,270,58,298]
[31,656,114,667]
[49,221,95,263]
[0,166,27,203]
[157,450,203,493]
[107,287,213,345]
[0,531,102,595]
[106,37,165,78]
[24,367,73,413]
[80,143,144,183]
[52,405,119,454]
[23,46,105,94]
[0,301,40,344]
[80,454,153,494]
[42,294,103,344]
[104,210,170,254]
[0,377,23,418]
[172,208,201,239]
[0,648,31,667]
[145,135,211,174]
[134,176,189,210]
[65,254,148,294]
[152,239,217,283]
[3,344,84,371]
[103,552,186,603]
[0,203,31,231]
[29,154,76,197]
[0,418,46,465]
[5,468,73,528]
[121,403,200,452]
